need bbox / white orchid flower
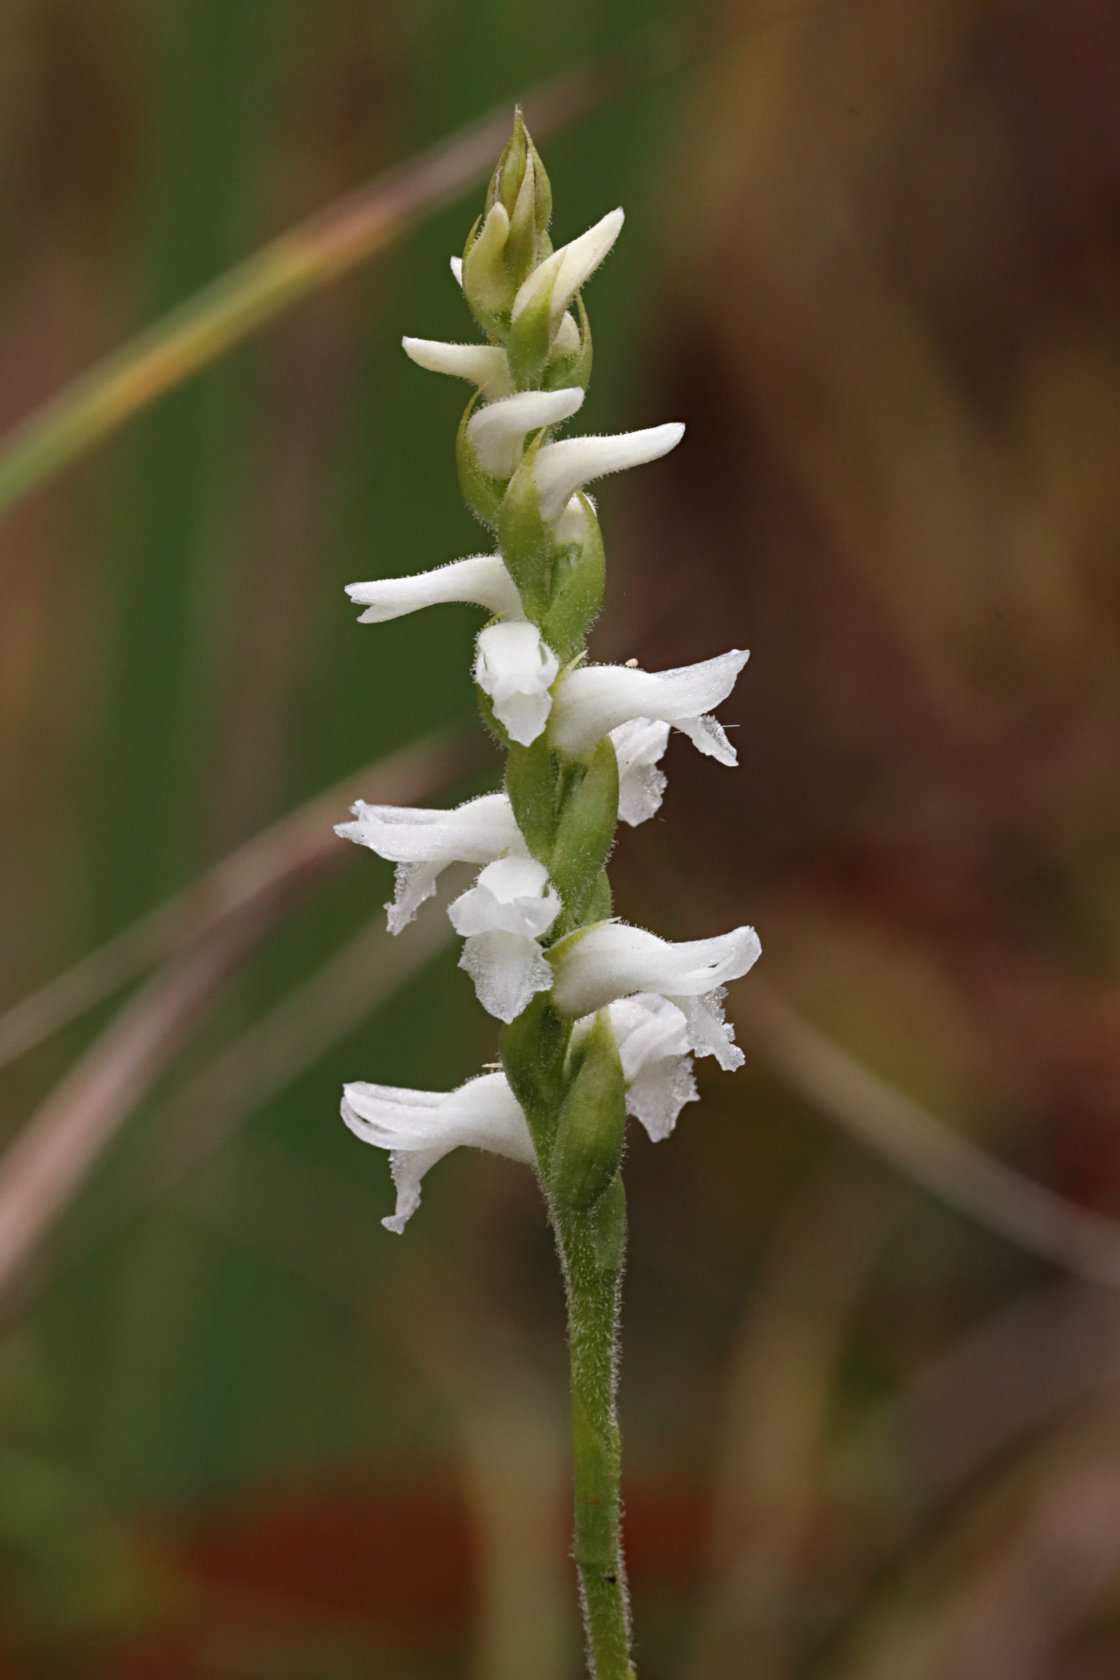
[401,337,514,401]
[345,554,523,624]
[578,993,698,1141]
[474,620,560,745]
[449,854,561,1023]
[551,922,762,1071]
[466,386,585,479]
[341,1071,535,1233]
[511,208,625,339]
[533,423,684,522]
[609,718,671,826]
[551,648,748,767]
[335,792,522,935]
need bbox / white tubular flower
[346,554,523,624]
[402,337,514,401]
[552,922,762,1072]
[466,387,585,479]
[551,648,749,767]
[335,792,522,935]
[450,255,463,285]
[449,854,561,1023]
[475,620,560,746]
[511,208,625,338]
[341,1072,535,1233]
[533,423,685,521]
[610,718,671,826]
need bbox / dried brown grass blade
[0,732,477,1302]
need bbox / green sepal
[500,994,571,1165]
[549,1012,627,1214]
[550,737,618,924]
[462,200,516,333]
[487,110,552,276]
[506,735,561,862]
[543,293,593,392]
[540,493,605,663]
[498,438,554,618]
[456,394,505,529]
[581,869,614,927]
[507,282,554,391]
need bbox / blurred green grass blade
[0,51,650,522]
[0,731,478,1072]
[0,731,474,1306]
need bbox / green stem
[557,1175,635,1680]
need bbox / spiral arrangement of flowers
[336,111,760,1678]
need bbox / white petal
[533,423,684,521]
[459,929,554,1023]
[551,649,748,762]
[553,493,589,549]
[625,1056,699,1141]
[385,861,440,935]
[336,792,522,933]
[401,338,514,401]
[466,387,585,479]
[552,922,761,1020]
[341,1071,535,1230]
[475,621,560,746]
[570,993,699,1141]
[448,855,561,941]
[673,991,745,1073]
[450,255,463,286]
[346,555,523,623]
[512,208,625,333]
[610,718,671,825]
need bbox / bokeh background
[4,1,1120,1675]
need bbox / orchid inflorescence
[336,111,759,1678]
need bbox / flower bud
[464,111,553,333]
[549,1011,627,1213]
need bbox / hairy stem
[556,1175,634,1679]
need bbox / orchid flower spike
[340,112,761,1672]
[335,792,522,934]
[342,1072,535,1233]
[552,648,749,766]
[345,554,523,624]
[552,921,762,1071]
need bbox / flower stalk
[336,109,760,1677]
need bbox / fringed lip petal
[466,386,586,478]
[341,1072,535,1232]
[532,423,684,521]
[345,554,523,623]
[335,793,523,934]
[474,621,560,746]
[551,649,749,763]
[610,718,672,826]
[449,856,561,1023]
